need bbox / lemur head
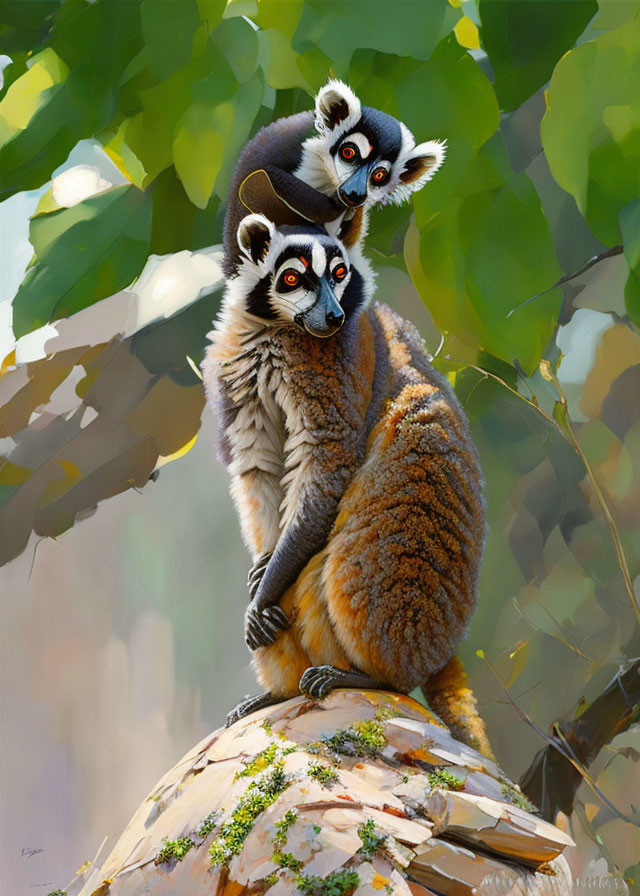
[310,80,445,209]
[228,214,366,338]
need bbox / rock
[66,690,573,896]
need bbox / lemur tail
[421,655,495,761]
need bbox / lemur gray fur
[222,80,446,277]
[202,215,492,758]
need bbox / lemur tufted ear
[399,140,446,189]
[315,80,361,133]
[237,214,275,264]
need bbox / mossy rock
[64,690,573,896]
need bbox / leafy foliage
[1,0,639,878]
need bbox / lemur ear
[315,80,361,133]
[237,214,275,264]
[399,140,446,189]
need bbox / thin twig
[506,245,624,318]
[478,651,638,824]
[545,367,640,624]
[464,362,639,624]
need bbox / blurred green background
[0,0,639,892]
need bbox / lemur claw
[226,691,280,727]
[244,602,290,650]
[299,665,383,700]
[247,552,272,598]
[299,665,341,700]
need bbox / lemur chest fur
[213,313,375,533]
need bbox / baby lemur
[202,215,491,758]
[223,79,445,276]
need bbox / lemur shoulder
[202,214,492,758]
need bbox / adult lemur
[203,83,492,757]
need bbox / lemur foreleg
[244,490,339,649]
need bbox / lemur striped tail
[421,656,495,761]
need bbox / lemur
[202,215,492,759]
[222,79,446,278]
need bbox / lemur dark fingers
[263,606,290,629]
[247,552,272,597]
[244,604,290,650]
[299,665,387,700]
[244,614,275,650]
[225,691,281,727]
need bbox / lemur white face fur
[295,80,446,209]
[224,214,357,338]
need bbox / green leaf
[173,67,264,207]
[620,198,640,326]
[293,0,459,76]
[259,28,310,90]
[141,0,201,81]
[479,0,597,111]
[541,16,640,245]
[0,47,68,144]
[0,1,60,93]
[0,0,143,199]
[213,16,260,83]
[12,185,152,338]
[407,135,562,373]
[128,31,236,186]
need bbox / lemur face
[235,215,351,338]
[314,80,446,209]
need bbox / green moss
[501,783,535,812]
[235,743,279,779]
[272,850,304,873]
[273,809,298,847]
[401,775,409,783]
[308,719,387,760]
[307,761,339,786]
[357,818,388,859]
[156,836,195,864]
[46,891,67,896]
[261,718,274,736]
[196,810,220,838]
[374,705,401,721]
[297,869,360,895]
[264,871,279,888]
[427,768,465,791]
[209,762,289,867]
[312,824,321,835]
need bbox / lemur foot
[244,602,290,650]
[299,665,385,700]
[248,552,272,598]
[226,691,281,727]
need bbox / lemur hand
[244,601,290,650]
[247,552,272,599]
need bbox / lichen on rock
[66,690,574,896]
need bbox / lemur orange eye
[372,167,389,184]
[283,269,299,287]
[340,143,357,161]
[333,264,347,281]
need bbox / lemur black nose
[326,309,345,327]
[338,188,366,207]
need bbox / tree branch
[520,660,640,821]
[507,245,624,318]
